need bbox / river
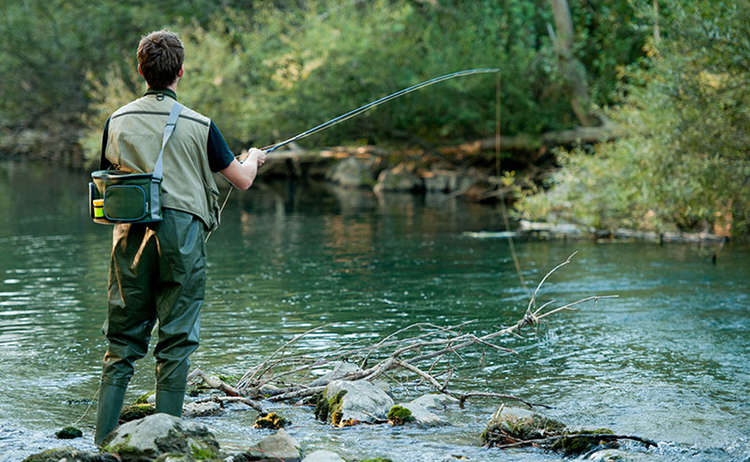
[0,162,748,461]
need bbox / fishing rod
[207,67,500,242]
[262,68,499,153]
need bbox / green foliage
[69,1,653,161]
[516,0,749,237]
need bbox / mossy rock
[386,405,414,425]
[482,406,566,445]
[254,412,290,429]
[317,390,347,426]
[119,403,156,424]
[55,426,83,439]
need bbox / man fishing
[94,29,266,445]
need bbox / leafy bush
[516,0,749,237]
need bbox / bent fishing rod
[207,67,500,242]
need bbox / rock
[322,380,394,426]
[588,449,630,461]
[254,412,290,429]
[183,401,224,418]
[309,361,362,387]
[386,405,414,425]
[482,406,566,445]
[482,406,619,457]
[326,157,381,188]
[398,395,453,427]
[300,449,346,462]
[55,426,83,439]
[119,403,156,424]
[235,429,300,462]
[373,164,423,193]
[102,413,220,461]
[22,448,119,462]
[422,169,476,193]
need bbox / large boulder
[102,413,220,461]
[319,380,394,426]
[232,429,301,462]
[326,156,381,188]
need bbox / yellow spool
[93,199,104,218]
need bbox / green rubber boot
[155,389,185,417]
[95,383,127,446]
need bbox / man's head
[137,30,184,89]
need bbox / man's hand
[239,148,267,167]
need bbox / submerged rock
[22,448,118,462]
[55,426,83,439]
[183,401,224,418]
[321,380,394,426]
[102,413,220,461]
[398,393,456,427]
[233,429,300,462]
[300,449,346,462]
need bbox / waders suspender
[150,101,184,218]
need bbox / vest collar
[145,88,178,101]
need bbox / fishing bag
[89,102,183,225]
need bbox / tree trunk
[548,0,598,127]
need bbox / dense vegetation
[0,0,746,236]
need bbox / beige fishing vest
[105,94,221,230]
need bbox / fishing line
[495,73,529,296]
[206,68,500,243]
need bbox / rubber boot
[95,383,127,446]
[155,389,185,417]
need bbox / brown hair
[137,30,184,89]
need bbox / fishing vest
[105,94,221,230]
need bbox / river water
[0,162,748,461]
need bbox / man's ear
[138,63,143,77]
[177,65,184,78]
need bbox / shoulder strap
[152,102,184,181]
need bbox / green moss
[314,393,329,422]
[254,412,290,429]
[387,406,414,425]
[134,391,154,404]
[190,442,218,460]
[217,374,240,384]
[327,390,347,427]
[55,426,82,439]
[119,403,155,423]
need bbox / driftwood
[189,252,616,411]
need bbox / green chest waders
[95,103,207,446]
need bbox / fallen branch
[490,433,658,450]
